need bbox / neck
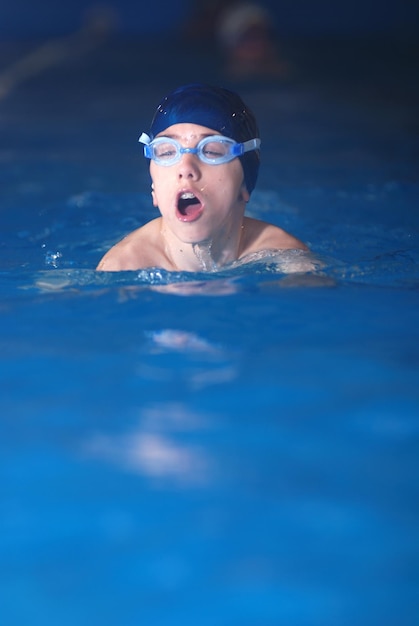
[161,219,245,272]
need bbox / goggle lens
[141,134,260,166]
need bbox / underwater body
[1,32,419,626]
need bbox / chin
[175,224,213,244]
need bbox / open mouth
[177,192,203,222]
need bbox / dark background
[1,0,418,38]
[1,0,417,204]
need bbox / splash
[192,242,219,272]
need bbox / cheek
[150,170,164,208]
[239,184,250,202]
[216,167,249,202]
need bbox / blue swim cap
[149,83,260,194]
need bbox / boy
[96,83,307,272]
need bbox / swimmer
[96,83,308,272]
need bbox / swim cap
[149,83,260,194]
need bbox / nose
[177,152,201,180]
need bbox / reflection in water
[152,279,240,296]
[147,329,220,354]
[82,404,212,487]
[141,329,239,390]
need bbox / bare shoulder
[241,217,308,254]
[96,219,163,271]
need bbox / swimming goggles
[139,132,261,166]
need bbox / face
[149,123,250,245]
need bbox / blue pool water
[1,37,418,625]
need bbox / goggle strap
[138,132,151,145]
[241,138,261,153]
